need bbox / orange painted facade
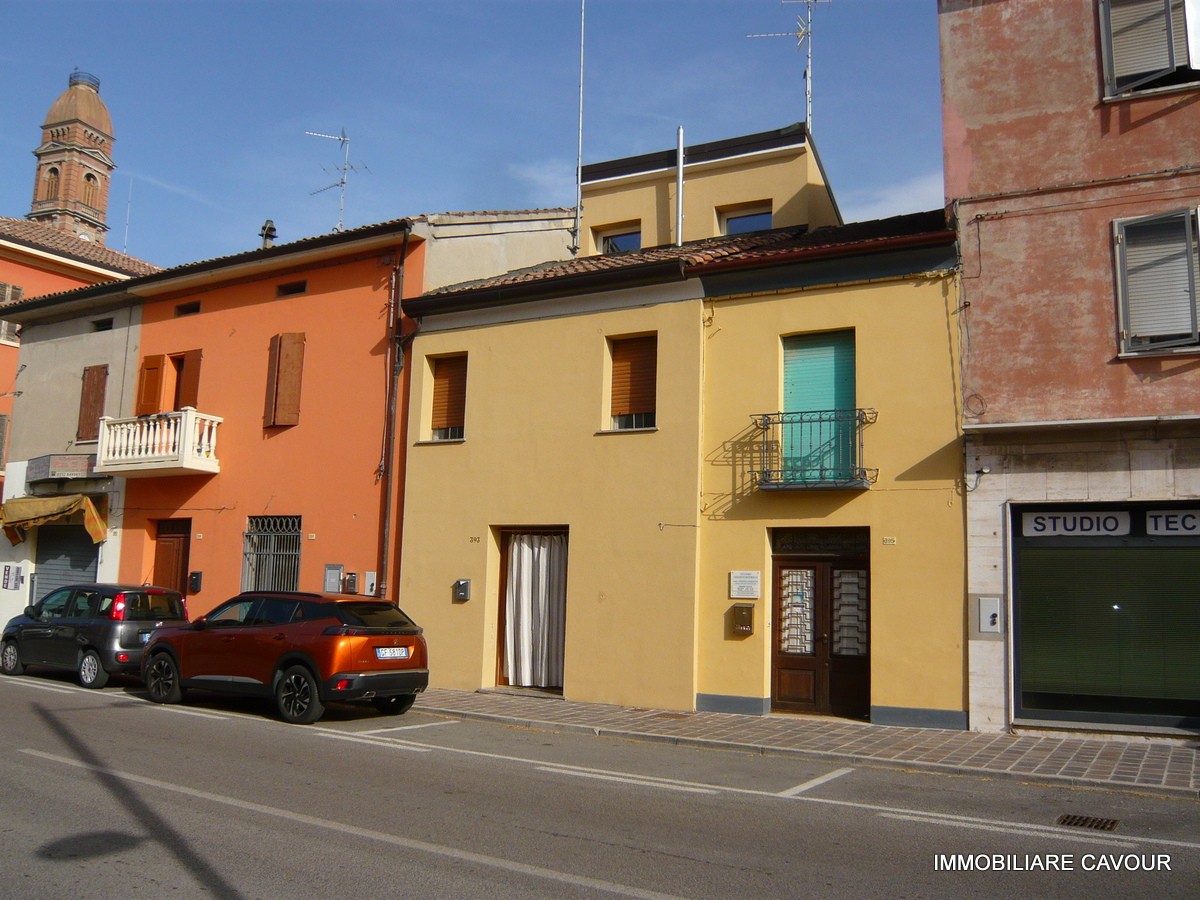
[115,242,424,616]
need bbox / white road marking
[3,678,81,696]
[536,766,719,795]
[139,704,231,721]
[779,767,854,796]
[355,720,457,736]
[321,733,1200,853]
[878,816,1137,849]
[879,811,1200,852]
[316,731,432,752]
[21,749,683,900]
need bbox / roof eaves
[2,217,415,320]
[403,257,688,317]
[689,228,957,277]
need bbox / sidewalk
[415,688,1200,798]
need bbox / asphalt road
[1,671,1197,898]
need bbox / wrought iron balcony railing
[94,408,222,477]
[750,408,878,490]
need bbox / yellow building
[578,122,840,254]
[400,210,967,728]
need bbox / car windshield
[335,602,415,628]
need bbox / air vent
[1055,814,1119,832]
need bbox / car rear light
[109,592,127,621]
[334,679,352,691]
[116,652,130,663]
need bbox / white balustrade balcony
[95,408,223,477]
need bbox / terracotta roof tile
[427,210,950,297]
[0,216,159,276]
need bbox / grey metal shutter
[1119,210,1200,350]
[1104,0,1179,93]
[33,524,99,603]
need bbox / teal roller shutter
[782,331,856,483]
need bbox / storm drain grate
[1055,814,1119,832]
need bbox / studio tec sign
[1022,510,1200,537]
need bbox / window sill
[415,438,466,446]
[1102,81,1200,104]
[1117,346,1200,361]
[595,427,658,436]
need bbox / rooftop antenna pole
[122,176,133,255]
[571,0,586,256]
[306,129,361,232]
[748,0,829,132]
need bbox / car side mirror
[24,606,38,618]
[193,616,208,630]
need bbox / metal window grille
[242,516,301,591]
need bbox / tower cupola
[28,70,116,243]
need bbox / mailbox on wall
[732,602,755,635]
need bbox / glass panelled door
[773,559,870,717]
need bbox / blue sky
[0,0,944,269]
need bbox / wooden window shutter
[135,355,166,416]
[265,333,306,426]
[176,349,203,410]
[431,356,468,430]
[77,365,108,441]
[610,336,657,417]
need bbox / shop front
[1012,502,1200,731]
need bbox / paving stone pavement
[414,688,1200,798]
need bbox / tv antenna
[748,0,831,132]
[305,129,366,232]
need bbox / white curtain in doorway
[504,533,567,688]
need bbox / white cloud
[838,170,945,223]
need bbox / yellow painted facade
[399,261,967,724]
[696,274,966,718]
[401,282,705,710]
[580,139,840,255]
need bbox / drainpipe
[676,125,684,246]
[376,222,413,601]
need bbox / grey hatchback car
[1,583,187,688]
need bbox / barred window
[242,516,302,591]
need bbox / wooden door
[772,558,870,718]
[153,519,191,596]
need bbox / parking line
[355,721,457,736]
[537,766,719,795]
[778,767,854,796]
[22,749,684,900]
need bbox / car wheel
[0,640,24,676]
[78,649,109,689]
[372,694,416,716]
[145,653,182,704]
[276,665,324,725]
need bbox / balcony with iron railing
[94,408,223,477]
[750,408,878,490]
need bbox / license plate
[375,646,410,660]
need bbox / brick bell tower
[28,70,115,244]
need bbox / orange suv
[142,591,428,724]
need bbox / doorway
[153,519,191,596]
[771,529,870,718]
[497,531,568,691]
